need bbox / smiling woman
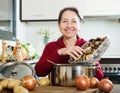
[35,7,104,81]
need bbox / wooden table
[1,84,120,93]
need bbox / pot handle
[47,59,56,65]
[88,65,101,69]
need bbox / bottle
[1,40,7,63]
[15,40,23,62]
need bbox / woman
[35,7,104,80]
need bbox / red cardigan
[35,36,104,80]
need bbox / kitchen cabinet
[20,0,83,21]
[0,0,11,20]
[58,0,83,19]
[20,0,59,21]
[83,0,120,16]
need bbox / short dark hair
[58,7,82,24]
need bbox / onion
[75,75,90,90]
[98,78,113,93]
[22,75,37,90]
[89,77,99,88]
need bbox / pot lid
[0,62,36,80]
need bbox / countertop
[0,59,38,65]
[1,84,119,93]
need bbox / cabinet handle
[33,14,44,17]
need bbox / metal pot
[47,60,100,86]
[0,61,36,80]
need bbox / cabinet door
[0,0,12,20]
[20,0,83,21]
[58,0,83,19]
[20,0,59,21]
[83,0,120,16]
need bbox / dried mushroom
[73,36,107,62]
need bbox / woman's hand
[58,46,85,60]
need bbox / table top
[0,59,38,65]
[1,84,120,93]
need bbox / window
[0,0,16,41]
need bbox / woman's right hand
[58,46,85,60]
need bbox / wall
[15,0,120,58]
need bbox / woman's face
[59,10,80,39]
